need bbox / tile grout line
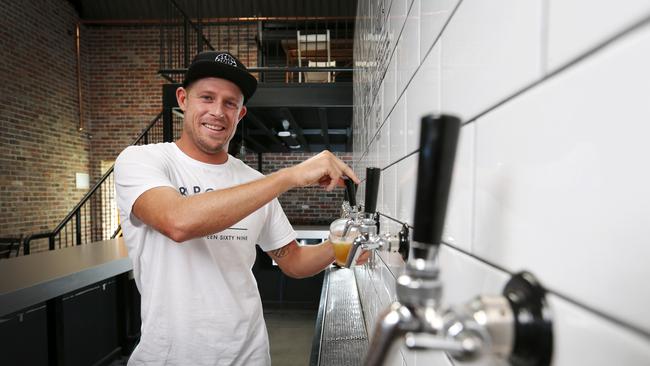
[461,12,650,127]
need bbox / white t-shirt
[114,142,296,366]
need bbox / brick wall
[242,152,353,225]
[0,0,90,250]
[84,25,164,180]
[0,0,338,252]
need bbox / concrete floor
[265,308,317,365]
[109,308,317,365]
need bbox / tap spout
[364,303,420,366]
[344,232,368,268]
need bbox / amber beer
[332,240,353,266]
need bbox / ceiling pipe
[78,15,356,26]
[75,22,86,135]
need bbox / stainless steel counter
[310,266,369,366]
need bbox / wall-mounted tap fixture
[342,177,359,217]
[344,168,389,268]
[397,224,410,262]
[364,115,553,366]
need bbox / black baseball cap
[182,51,258,103]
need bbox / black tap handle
[344,178,357,207]
[412,114,461,245]
[364,167,381,213]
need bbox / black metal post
[162,84,178,143]
[75,210,82,245]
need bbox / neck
[175,137,229,165]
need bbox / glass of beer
[329,217,361,267]
[332,239,353,266]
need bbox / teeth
[203,124,224,131]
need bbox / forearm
[171,169,295,241]
[283,241,335,279]
[133,150,360,242]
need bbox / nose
[208,103,225,119]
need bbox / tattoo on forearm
[270,245,290,258]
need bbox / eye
[200,95,213,102]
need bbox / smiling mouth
[202,123,225,132]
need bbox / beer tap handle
[412,115,461,253]
[364,167,381,214]
[344,177,357,208]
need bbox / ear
[238,105,247,121]
[176,87,187,111]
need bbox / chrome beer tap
[365,115,553,366]
[341,178,359,218]
[344,168,389,268]
[339,178,360,238]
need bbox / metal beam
[248,129,347,136]
[318,108,330,151]
[280,108,310,152]
[346,127,353,152]
[245,111,289,152]
[247,83,352,108]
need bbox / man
[114,51,364,365]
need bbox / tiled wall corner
[354,0,650,365]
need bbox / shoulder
[228,155,264,179]
[116,143,172,163]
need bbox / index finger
[339,161,360,184]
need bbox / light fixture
[277,119,301,149]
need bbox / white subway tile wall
[546,0,650,71]
[353,0,650,365]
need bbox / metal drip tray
[310,267,368,366]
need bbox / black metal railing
[22,112,166,255]
[158,0,354,84]
[0,236,22,259]
[159,0,214,83]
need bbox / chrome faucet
[365,115,553,366]
[344,168,390,268]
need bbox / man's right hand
[283,150,360,191]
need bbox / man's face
[176,77,247,161]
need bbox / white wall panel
[474,23,650,332]
[547,0,650,70]
[405,42,441,149]
[549,294,650,366]
[419,0,459,62]
[395,153,418,227]
[442,123,474,253]
[383,165,397,218]
[388,0,409,51]
[441,0,543,121]
[389,95,407,162]
[395,0,420,96]
[383,52,397,122]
